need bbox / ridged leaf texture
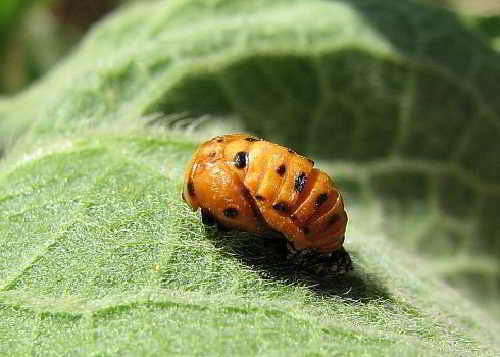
[1,0,499,355]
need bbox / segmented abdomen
[183,134,347,253]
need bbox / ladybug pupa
[182,134,352,276]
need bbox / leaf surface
[1,0,500,355]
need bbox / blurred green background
[0,0,128,94]
[1,0,500,94]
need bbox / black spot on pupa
[276,164,286,176]
[255,195,265,201]
[264,228,286,240]
[294,172,307,193]
[315,193,328,208]
[234,151,248,169]
[288,149,295,154]
[217,222,231,232]
[272,201,289,212]
[216,137,224,143]
[223,207,239,218]
[307,158,315,166]
[245,137,260,142]
[201,209,216,226]
[187,181,195,196]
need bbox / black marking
[315,193,328,208]
[272,201,289,212]
[276,164,286,176]
[255,195,265,201]
[307,158,315,166]
[288,149,295,154]
[294,172,307,193]
[208,151,216,158]
[234,151,248,169]
[187,181,195,196]
[264,229,286,240]
[223,207,239,218]
[181,192,186,202]
[245,137,260,142]
[216,137,224,143]
[217,222,231,232]
[201,209,216,226]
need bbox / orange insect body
[182,134,348,254]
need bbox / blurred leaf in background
[2,0,500,94]
[449,0,500,14]
[0,0,123,94]
[434,0,500,49]
[1,0,500,355]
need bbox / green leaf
[0,0,42,46]
[1,0,500,355]
[465,14,500,51]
